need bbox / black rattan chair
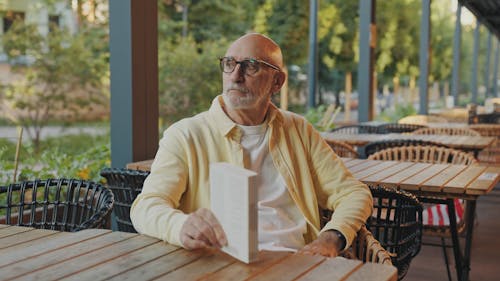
[367,184,423,280]
[363,139,447,159]
[100,168,150,232]
[0,179,114,232]
[376,123,427,134]
[330,124,379,134]
[325,139,359,158]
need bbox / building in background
[0,0,77,62]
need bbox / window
[48,15,60,32]
[3,11,25,33]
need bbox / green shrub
[0,133,110,186]
[376,102,417,122]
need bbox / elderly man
[130,33,372,257]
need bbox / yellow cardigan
[130,95,372,249]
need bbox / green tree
[158,37,228,127]
[1,20,109,151]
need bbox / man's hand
[297,230,345,257]
[179,208,227,250]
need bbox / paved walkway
[0,126,108,142]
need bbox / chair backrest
[364,139,448,159]
[330,124,379,134]
[475,112,500,124]
[325,139,359,158]
[376,123,427,134]
[367,145,477,165]
[470,124,500,150]
[0,179,114,232]
[398,114,448,125]
[367,185,423,280]
[412,127,481,136]
[100,168,150,232]
[469,124,500,137]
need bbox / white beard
[223,90,259,109]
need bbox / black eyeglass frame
[219,56,281,75]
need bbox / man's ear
[272,71,286,93]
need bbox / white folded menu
[210,162,258,263]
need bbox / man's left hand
[296,230,344,257]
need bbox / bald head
[225,33,284,70]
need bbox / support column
[307,0,318,109]
[109,0,159,168]
[418,0,431,114]
[493,39,499,97]
[484,32,492,97]
[451,4,462,106]
[471,21,480,104]
[357,0,376,122]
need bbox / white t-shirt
[238,123,307,252]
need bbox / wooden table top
[322,132,495,150]
[127,158,500,200]
[342,158,500,199]
[0,225,397,281]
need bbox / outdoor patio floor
[405,183,500,281]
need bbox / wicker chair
[367,145,477,165]
[322,184,422,279]
[330,124,379,134]
[474,112,500,124]
[398,114,448,125]
[412,127,481,136]
[100,168,150,232]
[376,123,427,134]
[320,213,393,267]
[325,139,359,158]
[368,145,477,281]
[470,124,500,164]
[363,139,447,159]
[367,185,423,280]
[0,179,114,232]
[345,225,393,266]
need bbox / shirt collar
[208,95,283,138]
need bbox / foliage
[158,37,227,127]
[254,0,309,66]
[0,133,110,187]
[303,104,340,131]
[375,102,417,122]
[159,0,260,44]
[0,20,109,151]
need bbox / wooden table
[342,158,500,281]
[322,132,494,151]
[322,132,495,158]
[0,224,397,281]
[127,157,500,281]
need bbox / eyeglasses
[219,57,280,76]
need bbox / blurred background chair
[330,124,379,134]
[363,139,447,159]
[412,127,481,136]
[367,185,423,280]
[325,139,359,158]
[100,168,150,232]
[368,145,477,281]
[398,114,448,125]
[470,124,500,165]
[0,179,114,231]
[376,123,428,134]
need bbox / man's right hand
[179,208,227,250]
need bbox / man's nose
[229,64,245,82]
